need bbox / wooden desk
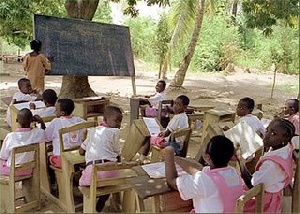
[129,166,192,212]
[130,98,141,125]
[73,97,110,121]
[201,109,235,144]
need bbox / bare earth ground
[0,61,298,212]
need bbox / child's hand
[29,102,36,110]
[158,131,165,137]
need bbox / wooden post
[131,76,136,96]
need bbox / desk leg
[130,98,140,125]
[151,196,161,212]
[135,194,145,212]
[61,159,76,213]
[122,189,135,212]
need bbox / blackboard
[34,14,135,76]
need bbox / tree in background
[0,0,170,98]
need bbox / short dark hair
[158,80,166,89]
[57,99,74,115]
[205,135,234,167]
[104,106,122,120]
[18,78,30,88]
[286,99,299,113]
[42,89,58,105]
[177,95,190,107]
[240,97,255,112]
[30,39,42,52]
[17,108,33,126]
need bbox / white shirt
[0,128,45,167]
[148,91,166,109]
[81,126,120,163]
[31,106,56,117]
[6,92,38,127]
[45,116,86,156]
[238,114,265,135]
[176,166,242,213]
[167,112,189,143]
[12,91,37,102]
[252,144,291,193]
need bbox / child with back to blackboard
[23,39,52,93]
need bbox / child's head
[103,106,123,129]
[155,80,166,93]
[17,108,33,128]
[284,99,299,116]
[263,118,295,149]
[236,97,255,116]
[204,135,234,168]
[173,95,190,114]
[42,89,58,107]
[18,78,33,94]
[30,39,42,52]
[55,99,75,117]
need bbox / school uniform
[238,114,266,135]
[0,128,45,176]
[31,106,55,117]
[45,116,86,168]
[6,92,37,127]
[244,143,293,212]
[79,125,121,186]
[145,91,167,117]
[176,166,243,213]
[287,113,299,135]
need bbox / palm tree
[169,0,205,87]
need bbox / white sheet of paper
[143,117,161,136]
[261,118,272,129]
[224,121,263,159]
[141,162,186,178]
[14,101,45,110]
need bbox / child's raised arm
[165,146,178,190]
[174,156,203,175]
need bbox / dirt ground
[0,61,298,212]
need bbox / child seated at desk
[164,135,244,213]
[140,95,190,162]
[236,97,265,138]
[30,89,57,117]
[1,109,45,176]
[6,78,41,127]
[139,80,167,117]
[78,106,122,212]
[283,99,299,135]
[239,118,295,213]
[45,99,86,168]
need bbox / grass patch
[276,83,299,94]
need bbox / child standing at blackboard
[23,39,52,93]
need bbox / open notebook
[143,117,161,136]
[224,120,263,159]
[14,101,46,110]
[142,162,186,179]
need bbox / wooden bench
[2,55,23,63]
[78,161,139,213]
[235,183,264,213]
[151,128,192,162]
[0,143,40,212]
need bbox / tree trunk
[59,0,99,98]
[231,0,238,23]
[170,0,205,88]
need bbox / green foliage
[0,0,66,47]
[93,1,113,23]
[242,0,299,36]
[154,13,171,68]
[125,16,157,62]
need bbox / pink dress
[244,145,293,213]
[205,167,244,212]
